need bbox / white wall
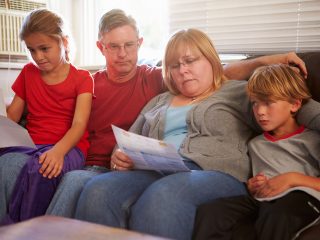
[0,64,22,100]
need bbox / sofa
[292,52,320,240]
[11,52,320,239]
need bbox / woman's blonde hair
[163,28,226,94]
[98,9,139,40]
[19,8,72,61]
[247,64,311,104]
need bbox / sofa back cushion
[297,52,320,102]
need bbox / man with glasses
[0,8,307,222]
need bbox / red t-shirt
[12,63,94,156]
[86,65,164,168]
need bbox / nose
[178,63,189,73]
[32,50,44,62]
[256,105,266,116]
[117,46,127,57]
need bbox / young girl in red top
[1,8,93,224]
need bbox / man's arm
[223,52,307,80]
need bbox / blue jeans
[75,161,247,240]
[0,153,28,221]
[46,166,109,217]
[130,170,247,240]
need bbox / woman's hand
[111,149,134,171]
[39,147,65,179]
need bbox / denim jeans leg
[46,168,104,218]
[130,170,248,240]
[0,153,28,221]
[74,170,163,228]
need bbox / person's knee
[0,153,28,168]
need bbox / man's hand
[266,52,307,78]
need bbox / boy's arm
[39,92,92,178]
[223,52,307,80]
[255,172,320,198]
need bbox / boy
[192,64,320,240]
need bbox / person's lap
[74,170,164,228]
[129,170,248,240]
[46,166,107,218]
[0,152,29,221]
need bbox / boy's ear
[291,99,302,113]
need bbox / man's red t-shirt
[86,65,164,168]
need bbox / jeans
[46,166,108,218]
[0,153,28,221]
[74,170,164,227]
[75,160,247,240]
[129,170,247,240]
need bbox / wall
[0,63,23,102]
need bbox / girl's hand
[247,172,268,195]
[255,173,294,198]
[111,149,134,171]
[39,148,65,179]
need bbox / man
[0,9,308,220]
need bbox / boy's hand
[247,172,268,195]
[39,148,64,179]
[255,173,294,198]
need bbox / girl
[1,8,93,224]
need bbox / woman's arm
[223,52,307,80]
[297,99,320,131]
[39,92,92,178]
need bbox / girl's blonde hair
[247,64,311,104]
[19,8,72,61]
[163,28,226,94]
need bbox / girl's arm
[39,92,92,178]
[6,95,25,122]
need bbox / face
[24,33,66,73]
[250,96,301,135]
[169,48,213,97]
[97,25,142,76]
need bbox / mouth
[183,79,195,84]
[259,120,269,125]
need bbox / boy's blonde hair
[98,9,139,40]
[163,28,226,95]
[247,64,311,104]
[19,8,72,61]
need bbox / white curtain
[168,0,320,55]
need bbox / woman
[73,28,263,239]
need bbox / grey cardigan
[129,80,320,182]
[129,80,259,181]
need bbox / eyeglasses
[102,40,139,54]
[169,56,201,72]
